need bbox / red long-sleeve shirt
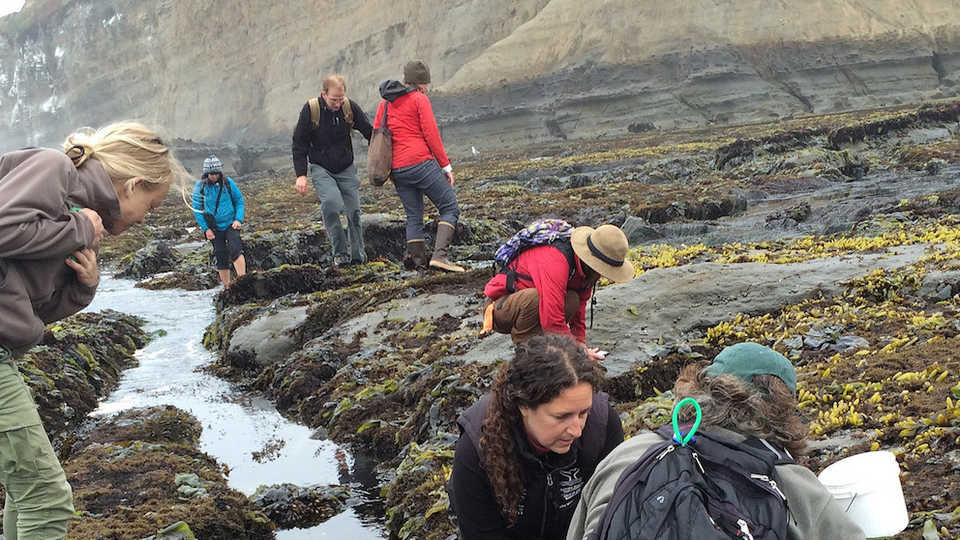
[484,245,596,343]
[372,91,450,170]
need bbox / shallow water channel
[84,276,387,539]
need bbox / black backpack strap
[500,239,577,293]
[504,267,529,294]
[594,432,674,540]
[225,177,239,218]
[742,436,794,465]
[578,392,610,471]
[213,181,225,214]
[553,240,578,283]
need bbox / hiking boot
[333,254,351,267]
[429,222,465,272]
[404,239,427,270]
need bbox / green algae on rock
[19,310,148,440]
[250,483,351,529]
[64,406,274,539]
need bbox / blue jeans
[392,159,460,241]
[310,163,364,262]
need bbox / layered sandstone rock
[1,0,959,153]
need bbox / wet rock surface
[117,240,182,280]
[62,406,274,539]
[17,310,149,441]
[588,245,929,376]
[250,483,351,529]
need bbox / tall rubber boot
[429,221,465,272]
[404,239,428,270]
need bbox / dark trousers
[392,159,460,242]
[211,227,243,270]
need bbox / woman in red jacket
[373,61,464,272]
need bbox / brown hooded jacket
[0,148,122,356]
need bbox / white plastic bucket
[817,451,909,538]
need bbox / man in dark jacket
[292,74,373,266]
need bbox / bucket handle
[831,491,859,513]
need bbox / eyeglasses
[324,94,345,104]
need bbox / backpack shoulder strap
[308,97,321,129]
[742,436,795,465]
[554,240,578,281]
[225,177,238,212]
[342,97,354,130]
[213,181,225,214]
[578,391,610,470]
[501,239,577,293]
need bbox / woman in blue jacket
[191,155,246,288]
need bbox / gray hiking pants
[309,163,365,262]
[392,159,460,242]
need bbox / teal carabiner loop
[671,397,702,447]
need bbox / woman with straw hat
[483,223,634,360]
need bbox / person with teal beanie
[568,342,864,540]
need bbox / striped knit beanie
[202,154,223,176]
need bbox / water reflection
[85,276,386,538]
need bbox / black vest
[452,392,612,539]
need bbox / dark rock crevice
[932,51,947,84]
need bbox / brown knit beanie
[403,61,431,84]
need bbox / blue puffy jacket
[191,177,244,231]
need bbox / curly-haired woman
[449,334,624,539]
[567,342,864,540]
[0,122,186,539]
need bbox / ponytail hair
[479,334,602,525]
[62,121,189,199]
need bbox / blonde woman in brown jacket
[0,122,186,539]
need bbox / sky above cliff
[0,0,24,17]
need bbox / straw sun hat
[570,224,635,283]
